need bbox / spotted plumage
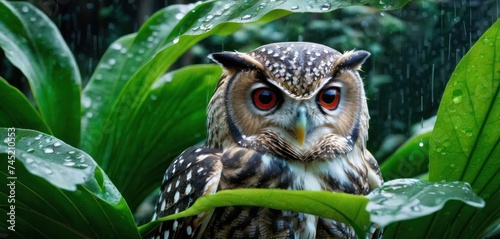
[151,42,383,239]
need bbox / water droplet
[53,142,61,147]
[34,134,43,140]
[85,112,93,118]
[26,148,34,153]
[241,14,252,20]
[95,74,103,80]
[68,151,75,154]
[77,163,89,169]
[320,3,331,11]
[291,6,299,10]
[82,96,92,108]
[410,205,421,212]
[43,168,53,175]
[30,16,36,22]
[63,161,76,167]
[26,158,34,164]
[111,43,122,50]
[173,36,180,44]
[205,14,214,21]
[452,89,463,104]
[108,58,116,65]
[465,129,473,137]
[44,147,54,154]
[418,139,424,147]
[21,6,29,13]
[175,13,184,20]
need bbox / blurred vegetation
[1,0,497,164]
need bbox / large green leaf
[0,128,139,238]
[0,77,50,134]
[380,131,431,180]
[0,1,81,147]
[81,0,412,211]
[139,189,371,238]
[384,19,500,239]
[366,179,484,227]
[108,65,221,209]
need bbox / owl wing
[151,146,222,239]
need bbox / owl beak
[294,107,307,147]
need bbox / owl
[150,42,383,239]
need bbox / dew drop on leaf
[53,142,61,147]
[320,3,331,11]
[34,134,42,140]
[452,89,463,104]
[43,147,54,154]
[63,161,76,167]
[241,14,252,20]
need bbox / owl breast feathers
[150,42,383,239]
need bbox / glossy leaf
[0,128,139,238]
[0,2,81,146]
[366,179,484,227]
[0,77,50,134]
[139,189,371,238]
[380,131,431,180]
[384,19,500,239]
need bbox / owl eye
[252,88,278,111]
[318,87,341,110]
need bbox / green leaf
[81,0,411,211]
[366,179,484,227]
[139,189,370,238]
[0,128,139,238]
[0,77,51,134]
[0,2,81,147]
[380,131,431,180]
[106,65,220,209]
[384,19,500,239]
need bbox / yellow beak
[293,107,307,147]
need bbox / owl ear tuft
[335,50,370,71]
[209,52,260,70]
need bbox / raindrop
[150,94,157,101]
[241,14,252,20]
[27,148,34,153]
[111,43,122,50]
[465,129,473,137]
[205,15,214,21]
[21,6,28,13]
[30,16,36,22]
[63,161,76,167]
[53,142,61,147]
[108,58,116,65]
[43,168,53,175]
[175,13,184,20]
[3,137,8,144]
[452,89,463,104]
[34,134,42,140]
[291,6,299,10]
[418,139,424,147]
[68,151,75,154]
[410,205,422,212]
[44,147,54,154]
[320,3,331,11]
[173,36,180,44]
[77,163,89,169]
[85,112,93,118]
[95,74,103,80]
[82,96,92,108]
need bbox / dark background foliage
[1,0,498,163]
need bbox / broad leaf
[366,179,484,227]
[81,0,412,211]
[107,65,220,209]
[380,131,431,180]
[384,19,500,239]
[139,189,371,238]
[0,128,139,238]
[0,77,50,134]
[0,2,81,146]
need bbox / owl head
[206,42,371,162]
